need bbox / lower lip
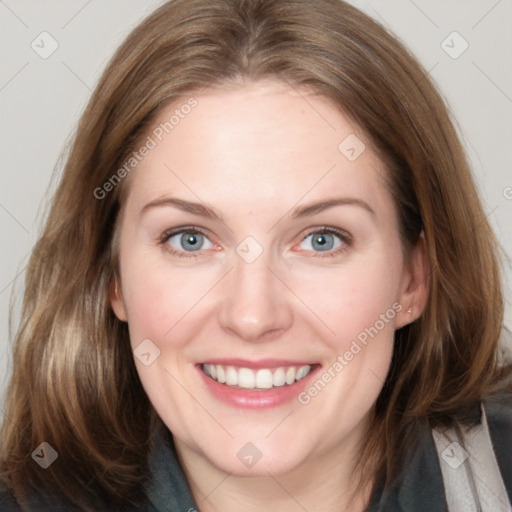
[197,365,320,409]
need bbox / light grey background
[1,0,511,419]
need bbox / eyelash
[302,226,352,258]
[158,226,207,259]
[158,226,352,259]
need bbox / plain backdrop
[1,0,511,419]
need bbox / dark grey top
[1,397,511,511]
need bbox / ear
[395,233,430,329]
[109,277,128,322]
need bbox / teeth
[255,369,273,389]
[296,366,308,380]
[285,367,295,385]
[238,368,255,389]
[217,365,226,383]
[273,367,285,387]
[202,364,312,390]
[226,366,238,386]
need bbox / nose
[217,252,294,343]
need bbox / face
[111,81,426,477]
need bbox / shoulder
[0,477,116,512]
[483,391,512,501]
[0,480,21,511]
[430,393,512,512]
[1,425,194,511]
[483,388,512,426]
[367,392,512,512]
[0,477,76,511]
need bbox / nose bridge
[217,245,293,341]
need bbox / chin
[197,436,313,477]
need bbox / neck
[174,435,373,512]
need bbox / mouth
[197,359,321,409]
[201,363,314,390]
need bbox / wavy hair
[1,0,509,509]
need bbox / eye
[160,228,215,255]
[297,227,350,256]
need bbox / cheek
[293,254,402,343]
[121,256,218,346]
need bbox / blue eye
[165,230,214,253]
[299,229,347,253]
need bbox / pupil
[312,233,333,251]
[181,233,202,251]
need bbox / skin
[111,80,428,512]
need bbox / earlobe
[395,235,430,329]
[109,278,128,322]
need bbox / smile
[201,363,313,390]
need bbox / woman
[1,0,511,510]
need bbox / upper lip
[199,358,317,369]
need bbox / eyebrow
[140,197,222,220]
[290,197,375,219]
[139,196,375,220]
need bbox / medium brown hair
[1,0,509,509]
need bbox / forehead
[123,81,392,219]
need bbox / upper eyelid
[301,226,350,238]
[298,226,352,245]
[160,225,349,238]
[160,225,211,240]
